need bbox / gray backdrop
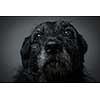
[0,16,100,82]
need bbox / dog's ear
[77,33,88,62]
[20,36,31,67]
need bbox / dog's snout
[45,40,62,54]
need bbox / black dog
[15,21,94,82]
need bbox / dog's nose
[45,41,62,54]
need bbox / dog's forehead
[33,21,70,34]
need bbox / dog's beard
[37,48,72,82]
[43,60,69,82]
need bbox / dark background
[0,16,100,82]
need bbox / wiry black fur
[15,21,94,82]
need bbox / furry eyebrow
[35,30,44,34]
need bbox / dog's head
[20,21,88,82]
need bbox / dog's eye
[36,33,41,38]
[65,29,72,36]
[64,29,75,39]
[34,32,41,40]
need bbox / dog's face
[21,21,88,82]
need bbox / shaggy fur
[15,21,94,82]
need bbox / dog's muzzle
[38,40,72,82]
